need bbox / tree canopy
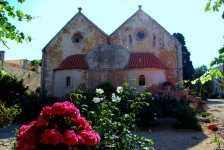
[190,1,224,86]
[192,65,214,99]
[173,33,194,82]
[205,0,224,18]
[30,59,41,67]
[193,65,208,79]
[0,0,33,46]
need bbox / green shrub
[158,93,176,117]
[94,81,116,99]
[0,68,60,123]
[172,101,202,131]
[0,102,21,128]
[0,71,27,107]
[16,93,59,122]
[139,96,161,125]
[201,111,211,118]
[70,81,154,149]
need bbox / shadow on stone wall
[3,66,40,92]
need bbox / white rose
[116,86,123,94]
[96,88,104,94]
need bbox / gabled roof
[80,10,108,37]
[56,54,88,70]
[125,53,167,69]
[42,8,108,51]
[110,6,180,44]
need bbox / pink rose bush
[16,101,100,150]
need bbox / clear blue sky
[1,0,223,68]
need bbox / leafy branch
[205,0,224,12]
[0,0,34,44]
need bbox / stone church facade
[41,6,183,98]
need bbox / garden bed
[1,99,224,150]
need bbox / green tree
[193,65,208,79]
[0,0,33,45]
[205,0,224,18]
[173,33,194,83]
[30,59,42,67]
[194,1,224,85]
[193,65,214,100]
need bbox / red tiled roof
[56,54,88,70]
[125,53,167,69]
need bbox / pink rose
[67,106,80,118]
[63,130,78,146]
[62,101,80,117]
[17,121,36,140]
[16,132,39,150]
[78,130,101,146]
[35,115,49,127]
[40,129,63,145]
[77,116,88,129]
[52,102,66,115]
[85,124,93,131]
[41,106,52,116]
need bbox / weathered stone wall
[87,45,130,70]
[53,70,128,98]
[109,9,182,86]
[86,70,128,89]
[3,66,41,92]
[127,69,166,93]
[43,8,183,97]
[4,60,41,73]
[43,12,108,95]
[53,68,166,98]
[53,70,85,98]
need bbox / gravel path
[135,99,224,150]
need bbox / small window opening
[139,75,145,86]
[72,32,83,43]
[136,32,145,41]
[129,35,132,44]
[66,76,71,87]
[153,33,156,46]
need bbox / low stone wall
[3,66,41,92]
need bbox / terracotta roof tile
[125,53,167,69]
[56,54,88,70]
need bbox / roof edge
[110,9,140,36]
[109,7,181,45]
[42,9,108,52]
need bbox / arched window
[139,75,145,86]
[66,76,71,87]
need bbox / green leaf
[191,80,197,85]
[16,10,25,21]
[0,0,33,43]
[18,0,26,3]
